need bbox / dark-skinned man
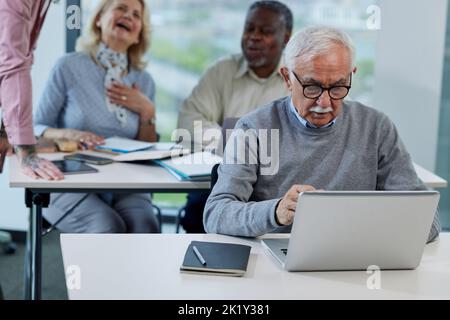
[177,1,293,233]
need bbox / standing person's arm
[0,0,62,180]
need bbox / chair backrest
[211,163,220,191]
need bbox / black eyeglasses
[291,71,352,100]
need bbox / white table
[9,155,446,191]
[8,153,210,300]
[9,153,210,191]
[60,233,450,300]
[8,154,448,300]
[413,163,447,189]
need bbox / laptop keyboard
[281,248,288,255]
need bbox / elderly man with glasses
[203,26,441,242]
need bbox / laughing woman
[34,0,159,233]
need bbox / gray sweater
[204,96,440,242]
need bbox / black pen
[193,245,206,265]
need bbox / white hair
[284,26,355,72]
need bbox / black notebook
[180,241,252,277]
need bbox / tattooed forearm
[14,145,39,168]
[14,144,37,155]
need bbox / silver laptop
[262,191,439,271]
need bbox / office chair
[175,206,185,233]
[210,163,220,189]
[175,163,220,233]
[175,117,239,233]
[0,231,17,254]
[153,204,163,232]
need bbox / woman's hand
[106,83,155,119]
[73,131,105,150]
[43,128,104,150]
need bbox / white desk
[413,163,447,189]
[9,153,210,191]
[9,154,447,191]
[8,153,209,300]
[8,154,448,300]
[61,233,450,300]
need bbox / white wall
[0,2,66,231]
[32,1,67,108]
[373,0,448,171]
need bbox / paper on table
[86,143,189,161]
[106,148,189,162]
[161,164,211,181]
[154,151,222,180]
[95,136,155,153]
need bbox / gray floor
[0,230,67,300]
[0,220,181,300]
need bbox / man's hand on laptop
[14,145,64,180]
[275,184,316,225]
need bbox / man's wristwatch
[140,117,156,126]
